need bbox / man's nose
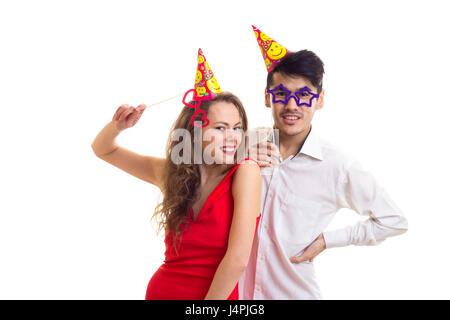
[285,96,298,110]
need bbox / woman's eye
[215,126,225,131]
[233,127,242,131]
[275,91,287,96]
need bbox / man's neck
[277,125,312,159]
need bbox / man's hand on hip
[290,233,326,264]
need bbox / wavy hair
[151,92,248,251]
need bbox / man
[239,27,408,299]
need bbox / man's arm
[323,160,408,248]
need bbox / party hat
[252,25,290,72]
[181,49,223,127]
[194,48,222,101]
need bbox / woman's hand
[112,104,146,132]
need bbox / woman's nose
[225,129,240,141]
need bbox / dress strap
[238,157,259,166]
[225,158,259,179]
[192,158,256,216]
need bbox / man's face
[265,72,324,137]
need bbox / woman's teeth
[221,146,235,151]
[221,146,236,154]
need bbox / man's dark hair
[266,50,325,93]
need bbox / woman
[91,92,261,299]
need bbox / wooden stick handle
[145,93,185,108]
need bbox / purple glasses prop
[267,83,319,107]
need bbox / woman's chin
[220,153,236,165]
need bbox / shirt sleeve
[323,160,408,249]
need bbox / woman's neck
[198,163,229,185]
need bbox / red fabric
[145,159,261,300]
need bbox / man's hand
[290,233,326,264]
[249,141,280,167]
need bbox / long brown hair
[152,92,248,249]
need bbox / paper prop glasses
[267,84,319,107]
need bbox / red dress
[145,159,261,300]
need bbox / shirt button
[255,285,261,292]
[260,255,265,260]
[264,224,268,229]
[269,192,274,198]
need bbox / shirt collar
[291,125,323,161]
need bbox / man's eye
[275,91,287,96]
[297,91,311,97]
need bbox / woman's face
[201,102,243,165]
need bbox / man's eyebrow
[270,84,313,91]
[271,85,287,90]
[295,86,313,91]
[270,85,291,91]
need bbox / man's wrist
[323,229,350,249]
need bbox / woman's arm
[204,160,262,300]
[91,104,165,189]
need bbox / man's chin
[277,123,304,137]
[283,129,303,137]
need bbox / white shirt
[239,126,408,300]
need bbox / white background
[1,0,449,299]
